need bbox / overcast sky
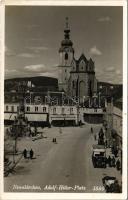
[5,6,123,84]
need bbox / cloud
[5,69,17,73]
[105,66,115,72]
[5,46,16,57]
[24,63,58,73]
[27,46,49,53]
[116,69,121,75]
[89,46,102,56]
[17,53,38,58]
[98,16,111,22]
[24,64,47,72]
[38,72,58,78]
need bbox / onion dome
[59,17,74,52]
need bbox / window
[27,106,30,112]
[70,108,73,114]
[43,107,46,113]
[80,60,85,70]
[17,106,19,112]
[65,53,68,60]
[53,107,56,114]
[65,69,67,72]
[35,107,38,112]
[62,107,65,114]
[11,106,14,112]
[6,105,8,111]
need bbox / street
[4,124,121,193]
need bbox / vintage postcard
[0,0,127,200]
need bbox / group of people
[91,126,121,171]
[106,156,121,170]
[52,138,57,143]
[23,149,34,159]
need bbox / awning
[25,114,47,122]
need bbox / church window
[80,60,85,71]
[65,53,68,60]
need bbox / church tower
[58,17,74,92]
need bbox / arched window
[79,60,85,71]
[65,53,68,60]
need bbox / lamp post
[98,92,101,108]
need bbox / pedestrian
[94,133,96,141]
[107,156,111,167]
[105,140,107,148]
[30,149,34,159]
[114,148,118,157]
[23,149,27,159]
[116,159,121,171]
[111,156,116,167]
[91,127,93,133]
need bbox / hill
[5,76,58,92]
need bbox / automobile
[102,176,121,193]
[92,144,106,168]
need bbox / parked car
[92,144,106,168]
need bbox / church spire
[59,17,74,51]
[65,17,69,29]
[64,17,70,40]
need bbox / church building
[58,18,97,102]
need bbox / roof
[92,144,105,150]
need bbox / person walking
[107,156,111,167]
[23,149,27,159]
[91,127,93,134]
[30,149,34,159]
[111,156,116,167]
[116,159,121,171]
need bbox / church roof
[78,53,88,63]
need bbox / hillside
[5,76,58,92]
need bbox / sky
[5,6,123,84]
